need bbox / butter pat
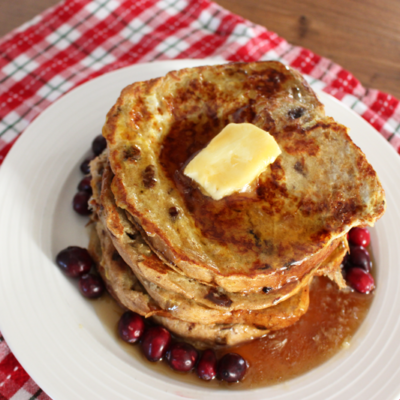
[184,123,281,200]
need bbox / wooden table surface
[1,0,399,99]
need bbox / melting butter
[184,123,281,200]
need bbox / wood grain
[0,0,59,37]
[215,0,400,98]
[1,0,399,98]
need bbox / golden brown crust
[104,61,385,291]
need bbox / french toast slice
[104,61,385,292]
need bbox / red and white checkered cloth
[0,0,399,398]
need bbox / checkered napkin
[0,0,399,398]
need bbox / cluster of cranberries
[73,135,107,215]
[342,227,375,294]
[57,135,108,297]
[55,246,105,299]
[118,311,247,382]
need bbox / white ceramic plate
[0,59,400,400]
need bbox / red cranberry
[348,227,370,247]
[197,349,217,381]
[346,267,375,294]
[166,342,198,372]
[218,353,247,382]
[77,175,92,194]
[118,311,145,344]
[73,191,91,215]
[141,326,171,362]
[92,135,107,156]
[80,155,94,174]
[349,246,371,272]
[78,273,105,298]
[55,246,93,278]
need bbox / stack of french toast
[89,61,385,347]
